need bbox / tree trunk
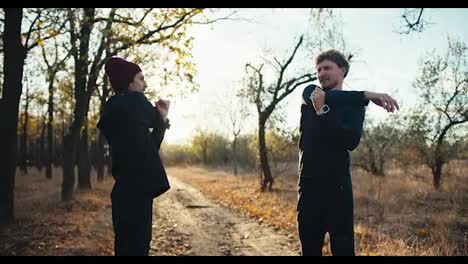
[431,126,453,190]
[78,122,91,190]
[377,152,385,177]
[62,133,76,201]
[62,8,94,201]
[62,81,89,201]
[57,116,66,166]
[233,136,238,176]
[96,76,109,183]
[258,116,273,192]
[202,145,207,165]
[0,8,26,225]
[367,145,378,175]
[38,114,46,172]
[62,104,87,201]
[45,75,55,179]
[20,85,29,174]
[432,159,443,190]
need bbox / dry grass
[2,162,466,256]
[351,162,467,256]
[167,162,468,256]
[0,167,115,256]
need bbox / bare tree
[40,28,71,179]
[0,8,61,224]
[95,48,111,183]
[18,78,33,174]
[191,128,213,165]
[214,87,251,175]
[409,37,468,189]
[351,117,401,176]
[228,97,249,176]
[240,35,316,191]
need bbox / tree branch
[273,35,303,101]
[24,11,41,48]
[93,8,153,26]
[246,63,264,113]
[401,8,425,34]
[277,73,316,103]
[111,9,196,56]
[190,10,247,25]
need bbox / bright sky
[157,8,468,144]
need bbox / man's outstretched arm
[302,84,369,108]
[312,87,400,113]
[325,89,369,107]
[310,87,399,151]
[363,91,400,113]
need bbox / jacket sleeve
[130,92,158,127]
[325,89,370,108]
[129,92,170,150]
[317,105,366,151]
[150,110,170,150]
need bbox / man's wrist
[316,104,330,116]
[313,101,325,111]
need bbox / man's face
[128,71,147,93]
[316,59,345,90]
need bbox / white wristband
[317,104,330,116]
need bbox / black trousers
[111,189,154,256]
[296,177,355,256]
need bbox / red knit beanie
[104,57,142,93]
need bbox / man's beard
[320,81,336,91]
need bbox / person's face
[128,71,147,93]
[316,59,346,90]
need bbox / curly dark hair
[315,49,350,78]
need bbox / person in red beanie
[97,56,171,256]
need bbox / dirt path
[2,170,300,256]
[150,176,300,256]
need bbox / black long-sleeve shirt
[299,84,369,185]
[97,91,171,198]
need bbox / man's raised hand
[310,87,326,113]
[364,91,399,113]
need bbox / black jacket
[299,84,369,184]
[97,91,170,198]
